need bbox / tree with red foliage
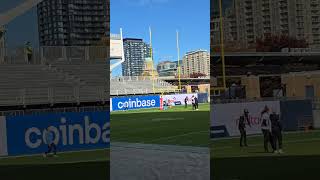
[190,72,207,78]
[256,34,308,52]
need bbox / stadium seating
[110,76,178,96]
[0,46,108,107]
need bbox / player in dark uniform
[238,109,251,147]
[270,111,283,153]
[194,97,199,110]
[43,128,57,157]
[184,96,188,108]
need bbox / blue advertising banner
[111,95,160,111]
[5,111,109,156]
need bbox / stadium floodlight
[148,28,183,94]
[176,30,182,91]
[149,27,156,93]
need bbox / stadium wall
[198,93,209,103]
[111,95,161,111]
[211,99,314,138]
[280,100,313,131]
[313,110,320,129]
[211,101,280,138]
[110,93,205,111]
[0,117,8,156]
[221,72,320,99]
[0,111,109,157]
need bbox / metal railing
[0,105,109,116]
[211,96,320,104]
[0,86,108,107]
[0,46,108,64]
[110,88,181,96]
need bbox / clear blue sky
[111,0,210,76]
[1,0,39,48]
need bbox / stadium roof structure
[211,52,320,66]
[211,52,320,76]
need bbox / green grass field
[0,104,209,180]
[111,103,210,147]
[211,131,320,180]
[0,149,109,180]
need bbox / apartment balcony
[311,8,319,13]
[263,20,271,25]
[245,17,254,21]
[262,7,270,12]
[245,11,253,15]
[311,0,319,7]
[262,14,271,19]
[279,2,288,9]
[246,28,254,33]
[312,21,320,27]
[245,6,253,10]
[245,0,252,3]
[280,15,289,20]
[264,27,272,31]
[246,23,254,27]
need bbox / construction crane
[0,0,44,61]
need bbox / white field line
[151,117,185,122]
[213,137,320,151]
[211,130,320,141]
[144,130,209,144]
[111,125,164,136]
[7,158,108,166]
[0,148,108,163]
[111,142,209,154]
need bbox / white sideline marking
[0,148,108,161]
[111,142,209,154]
[112,126,168,138]
[213,138,320,151]
[211,130,320,141]
[145,130,208,143]
[18,158,107,165]
[151,117,185,122]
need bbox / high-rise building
[37,0,108,46]
[122,38,151,76]
[182,50,210,77]
[212,0,320,50]
[157,61,178,77]
[142,57,158,77]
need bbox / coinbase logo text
[111,96,160,111]
[117,98,156,109]
[25,116,109,149]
